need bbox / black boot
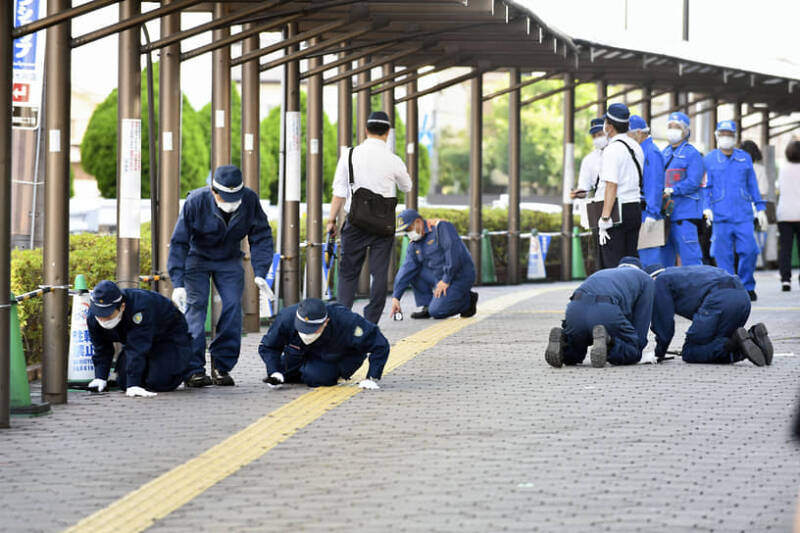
[748,290,757,302]
[590,325,609,368]
[185,372,212,388]
[212,366,235,386]
[461,291,479,318]
[411,307,431,319]
[749,323,773,366]
[730,327,766,367]
[545,327,565,368]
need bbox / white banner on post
[285,111,301,202]
[562,142,575,204]
[387,128,395,154]
[119,118,142,239]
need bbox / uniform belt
[715,279,738,290]
[570,291,618,305]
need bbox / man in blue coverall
[168,165,274,388]
[545,257,654,368]
[646,264,772,366]
[703,120,769,301]
[86,280,191,397]
[259,298,389,389]
[390,209,478,320]
[662,112,705,267]
[628,115,666,265]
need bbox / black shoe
[545,327,565,368]
[748,290,757,302]
[185,373,212,388]
[212,367,235,386]
[731,327,766,367]
[749,323,773,366]
[590,325,609,368]
[782,281,791,292]
[461,291,479,318]
[410,307,431,319]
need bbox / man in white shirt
[326,111,413,324]
[596,103,645,268]
[571,117,607,199]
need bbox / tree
[80,62,209,198]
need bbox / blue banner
[265,252,280,289]
[13,0,40,71]
[540,235,551,262]
[322,242,338,300]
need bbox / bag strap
[348,146,355,189]
[614,139,643,191]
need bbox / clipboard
[765,201,776,224]
[637,219,667,249]
[586,199,622,229]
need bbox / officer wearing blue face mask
[86,280,192,397]
[628,115,666,265]
[571,118,607,199]
[259,298,389,389]
[703,120,768,301]
[390,209,478,320]
[168,165,274,388]
[661,112,704,267]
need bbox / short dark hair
[740,140,763,162]
[366,122,390,136]
[786,140,800,163]
[607,118,628,134]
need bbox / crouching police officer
[545,257,654,368]
[647,264,772,366]
[86,280,192,397]
[390,209,478,320]
[259,298,389,389]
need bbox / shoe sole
[461,292,479,318]
[590,325,608,368]
[750,323,773,366]
[185,379,212,388]
[213,376,235,386]
[544,328,564,368]
[734,328,766,367]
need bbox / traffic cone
[480,229,497,284]
[571,227,586,280]
[9,293,50,416]
[67,274,94,387]
[526,229,546,280]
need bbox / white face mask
[96,311,123,330]
[217,199,241,213]
[666,128,684,145]
[407,230,424,242]
[299,329,324,345]
[717,136,735,151]
[592,136,608,150]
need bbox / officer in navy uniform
[86,280,191,397]
[168,165,274,388]
[390,208,478,320]
[259,298,389,389]
[545,257,654,368]
[647,264,772,366]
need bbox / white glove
[663,187,674,196]
[756,210,768,230]
[88,378,107,393]
[642,216,657,233]
[172,287,187,313]
[254,276,275,300]
[358,378,380,390]
[703,209,713,227]
[639,351,657,364]
[598,228,611,246]
[265,372,284,389]
[125,386,157,398]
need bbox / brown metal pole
[337,46,353,152]
[13,0,116,38]
[306,37,323,299]
[381,63,397,291]
[303,41,394,80]
[0,0,12,427]
[406,75,419,210]
[760,109,770,150]
[641,86,652,126]
[211,3,231,170]
[508,68,521,285]
[706,98,718,152]
[561,73,575,281]
[282,23,301,306]
[733,102,742,135]
[241,24,260,332]
[596,80,608,116]
[469,70,483,283]
[356,57,371,296]
[42,0,72,405]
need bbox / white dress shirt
[577,149,603,194]
[597,133,644,204]
[332,138,413,212]
[777,161,800,222]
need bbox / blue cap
[667,112,691,129]
[367,110,391,126]
[589,118,604,135]
[644,263,665,278]
[606,103,630,123]
[629,115,649,132]
[618,256,643,269]
[396,208,421,231]
[294,298,328,334]
[211,165,244,202]
[90,280,124,318]
[716,120,736,133]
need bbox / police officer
[703,120,768,301]
[390,209,478,320]
[326,111,413,324]
[628,115,666,265]
[545,257,654,368]
[596,103,645,268]
[647,264,772,366]
[86,280,192,397]
[662,112,704,267]
[168,165,274,387]
[259,298,389,389]
[571,118,607,199]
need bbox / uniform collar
[363,137,388,149]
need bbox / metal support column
[42,0,72,405]
[211,2,230,169]
[0,1,12,426]
[760,109,770,150]
[706,98,718,152]
[241,24,260,331]
[468,70,483,282]
[381,63,395,153]
[337,46,352,154]
[561,73,575,281]
[306,37,323,299]
[356,57,371,296]
[405,75,419,210]
[733,102,742,135]
[507,68,521,285]
[281,23,301,306]
[596,80,607,116]
[641,86,652,125]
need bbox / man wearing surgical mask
[571,117,607,199]
[259,298,389,389]
[86,280,192,397]
[702,120,768,300]
[390,208,478,320]
[168,165,274,388]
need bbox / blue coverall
[650,265,751,364]
[562,265,654,365]
[393,220,476,318]
[87,289,191,391]
[258,303,389,387]
[638,136,667,265]
[662,140,704,266]
[703,149,766,291]
[168,187,274,375]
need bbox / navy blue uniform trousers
[681,286,751,364]
[276,350,367,388]
[115,336,191,391]
[562,296,641,365]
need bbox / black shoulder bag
[346,147,398,237]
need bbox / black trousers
[778,221,800,282]
[599,202,642,269]
[336,221,393,324]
